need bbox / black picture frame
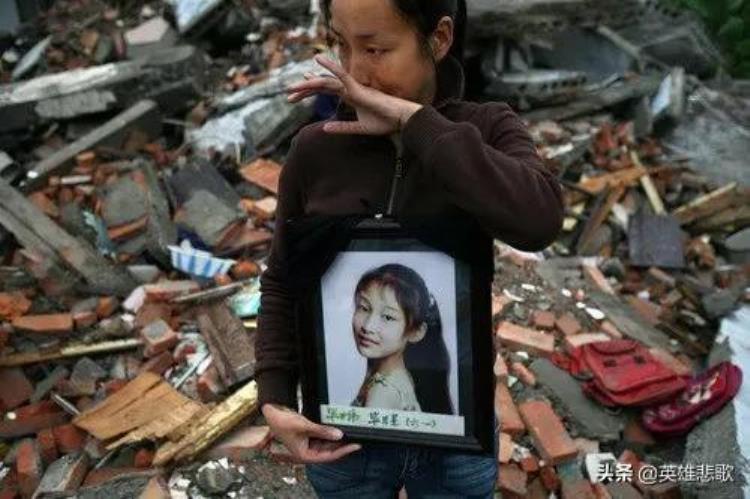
[298,217,494,454]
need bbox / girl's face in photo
[352,283,423,359]
[328,0,438,104]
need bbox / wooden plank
[576,185,626,254]
[0,179,137,296]
[196,302,256,386]
[577,167,647,195]
[672,183,738,225]
[0,339,142,367]
[630,153,665,215]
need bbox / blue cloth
[306,443,497,498]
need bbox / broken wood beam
[577,166,647,196]
[576,185,626,255]
[153,380,258,466]
[196,302,256,386]
[672,183,738,225]
[23,100,161,191]
[631,153,665,215]
[0,179,138,296]
[0,338,142,367]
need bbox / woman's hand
[262,403,361,464]
[286,54,423,136]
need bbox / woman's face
[328,0,437,104]
[352,283,419,359]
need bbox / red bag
[642,362,742,436]
[566,340,689,407]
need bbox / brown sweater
[256,58,564,409]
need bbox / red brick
[511,362,537,387]
[492,294,512,317]
[520,455,539,473]
[0,368,34,411]
[138,351,174,376]
[103,379,129,395]
[82,467,142,487]
[143,281,199,302]
[134,303,172,329]
[562,479,597,499]
[583,265,616,295]
[624,418,656,447]
[518,400,578,465]
[556,313,582,336]
[0,292,32,321]
[133,449,154,469]
[231,260,260,280]
[532,310,556,330]
[498,432,514,464]
[626,297,662,326]
[497,464,527,498]
[618,450,646,492]
[16,440,42,498]
[197,365,225,403]
[53,424,86,454]
[140,319,178,357]
[600,321,623,339]
[496,322,555,357]
[96,297,119,319]
[36,428,58,465]
[540,466,561,492]
[495,383,525,437]
[1,411,69,438]
[206,426,273,461]
[73,311,98,330]
[564,333,611,352]
[527,477,549,499]
[494,353,508,381]
[12,314,73,335]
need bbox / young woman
[350,264,453,415]
[257,0,563,496]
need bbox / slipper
[642,362,743,436]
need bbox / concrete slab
[530,358,625,442]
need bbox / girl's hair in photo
[355,264,454,415]
[321,0,468,65]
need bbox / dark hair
[321,0,467,66]
[355,263,453,415]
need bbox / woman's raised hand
[262,403,361,464]
[286,54,422,136]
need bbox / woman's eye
[383,314,396,322]
[366,48,384,56]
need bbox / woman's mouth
[357,333,379,348]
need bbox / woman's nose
[348,54,371,87]
[363,314,379,333]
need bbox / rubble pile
[0,0,747,498]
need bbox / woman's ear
[407,323,427,344]
[431,16,454,62]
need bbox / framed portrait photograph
[298,217,494,453]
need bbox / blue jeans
[306,443,497,498]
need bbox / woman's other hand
[285,54,422,136]
[262,403,362,464]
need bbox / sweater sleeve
[401,103,563,251]
[256,134,307,410]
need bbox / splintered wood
[196,302,256,386]
[154,380,258,466]
[73,372,205,449]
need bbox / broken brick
[134,448,155,469]
[0,368,34,411]
[497,464,527,498]
[540,466,561,492]
[37,428,59,466]
[520,455,540,474]
[498,433,514,464]
[138,351,174,376]
[563,333,611,352]
[511,362,537,387]
[583,264,616,295]
[518,400,578,465]
[231,260,261,280]
[532,310,556,330]
[495,383,525,437]
[143,280,199,302]
[556,313,582,336]
[96,297,120,319]
[626,297,662,326]
[53,424,86,454]
[494,353,509,381]
[197,364,225,402]
[73,310,99,330]
[0,292,32,321]
[135,302,172,329]
[496,322,555,357]
[16,439,42,498]
[492,293,512,317]
[12,313,74,335]
[562,479,597,499]
[140,319,179,357]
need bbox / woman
[256,0,563,496]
